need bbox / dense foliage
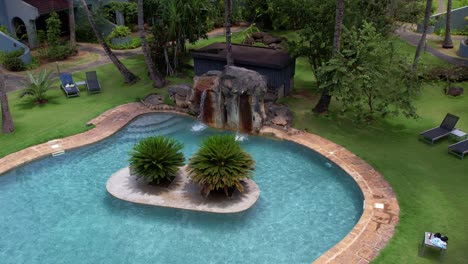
[102,2,138,28]
[20,69,53,104]
[108,25,131,39]
[317,23,419,122]
[0,49,25,71]
[129,136,185,184]
[144,0,212,76]
[41,12,75,61]
[188,135,255,197]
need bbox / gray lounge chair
[85,71,101,94]
[419,113,459,144]
[60,73,80,98]
[448,140,468,159]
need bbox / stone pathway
[0,103,399,264]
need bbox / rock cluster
[243,31,286,49]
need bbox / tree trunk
[137,0,165,87]
[69,0,76,46]
[0,71,15,134]
[225,0,233,66]
[79,0,139,84]
[412,0,433,71]
[313,0,344,114]
[443,0,453,49]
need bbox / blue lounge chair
[85,71,101,94]
[448,140,468,159]
[60,73,80,98]
[419,113,459,144]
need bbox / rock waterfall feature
[190,66,267,133]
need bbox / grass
[277,38,467,263]
[1,30,468,263]
[0,55,192,157]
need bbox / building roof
[191,43,294,69]
[23,0,69,15]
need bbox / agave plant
[188,134,255,197]
[129,136,185,185]
[20,69,53,104]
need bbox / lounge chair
[60,73,80,98]
[85,71,101,94]
[448,139,468,159]
[419,113,459,144]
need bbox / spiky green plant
[188,134,255,197]
[20,69,53,104]
[129,136,185,184]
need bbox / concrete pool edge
[0,102,399,264]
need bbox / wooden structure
[192,43,296,96]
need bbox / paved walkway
[437,0,446,14]
[396,25,468,66]
[0,103,399,264]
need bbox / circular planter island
[106,166,260,213]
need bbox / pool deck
[0,102,399,264]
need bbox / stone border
[107,167,260,214]
[0,102,399,264]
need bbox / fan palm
[129,136,185,185]
[188,134,255,197]
[20,69,52,104]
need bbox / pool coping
[0,102,399,264]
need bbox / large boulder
[266,103,293,127]
[168,84,192,108]
[262,35,282,45]
[446,86,464,97]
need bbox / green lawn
[1,34,467,263]
[0,55,192,157]
[279,41,467,263]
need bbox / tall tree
[313,0,345,114]
[69,0,76,46]
[0,71,14,134]
[137,0,165,87]
[442,0,453,49]
[225,0,233,66]
[412,0,433,71]
[79,0,139,84]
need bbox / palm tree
[313,0,345,114]
[79,0,139,84]
[413,0,433,71]
[129,136,185,184]
[69,0,76,46]
[225,0,233,66]
[20,70,53,104]
[188,135,255,197]
[443,0,454,49]
[0,70,15,134]
[137,0,165,87]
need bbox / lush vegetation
[188,134,255,197]
[0,49,26,71]
[129,136,185,184]
[19,70,53,104]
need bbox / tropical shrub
[129,136,185,185]
[47,44,76,61]
[108,26,131,39]
[107,37,141,50]
[0,49,26,71]
[188,134,255,197]
[20,69,52,104]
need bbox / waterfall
[235,92,248,142]
[198,90,208,122]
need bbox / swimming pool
[0,113,363,264]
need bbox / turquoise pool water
[0,113,363,264]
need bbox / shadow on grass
[15,94,65,110]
